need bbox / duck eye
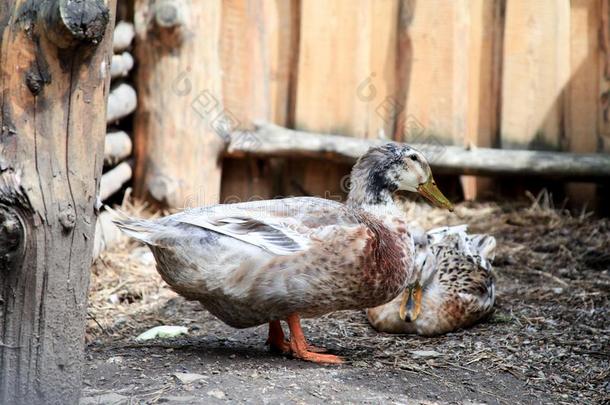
[410,155,418,162]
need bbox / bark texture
[0,1,116,403]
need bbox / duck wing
[172,197,355,256]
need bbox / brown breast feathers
[356,211,411,292]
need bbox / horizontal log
[226,123,610,180]
[92,210,125,259]
[113,21,135,52]
[99,161,132,201]
[106,83,137,123]
[110,51,134,79]
[104,131,132,165]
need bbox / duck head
[347,143,454,211]
[398,231,497,323]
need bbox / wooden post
[133,0,224,208]
[0,1,116,404]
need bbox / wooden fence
[131,0,610,210]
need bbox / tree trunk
[0,1,116,404]
[133,0,224,208]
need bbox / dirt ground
[84,195,610,404]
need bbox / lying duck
[113,143,453,363]
[367,225,496,336]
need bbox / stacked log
[103,21,136,201]
[94,21,137,258]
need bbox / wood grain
[399,0,468,145]
[501,0,570,150]
[219,0,299,202]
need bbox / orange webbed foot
[286,313,343,365]
[306,344,329,354]
[291,346,344,364]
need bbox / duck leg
[267,320,290,353]
[286,313,343,364]
[267,320,327,354]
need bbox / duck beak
[399,285,423,322]
[417,177,454,212]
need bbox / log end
[41,0,110,48]
[154,1,184,28]
[150,0,187,47]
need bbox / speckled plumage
[116,197,414,328]
[367,225,496,336]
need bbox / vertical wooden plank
[296,0,402,138]
[401,0,495,198]
[221,0,270,127]
[501,0,570,150]
[600,0,610,150]
[295,0,358,198]
[219,0,299,202]
[267,0,301,126]
[368,0,401,138]
[294,0,399,198]
[296,0,366,137]
[399,0,468,145]
[599,0,610,215]
[220,0,271,202]
[461,0,504,200]
[133,0,224,208]
[565,0,602,207]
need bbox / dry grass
[88,197,176,341]
[87,192,610,403]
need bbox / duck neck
[347,187,404,220]
[346,159,408,220]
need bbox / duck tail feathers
[469,234,497,264]
[426,224,496,270]
[105,206,159,245]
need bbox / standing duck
[367,225,496,336]
[113,143,453,363]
